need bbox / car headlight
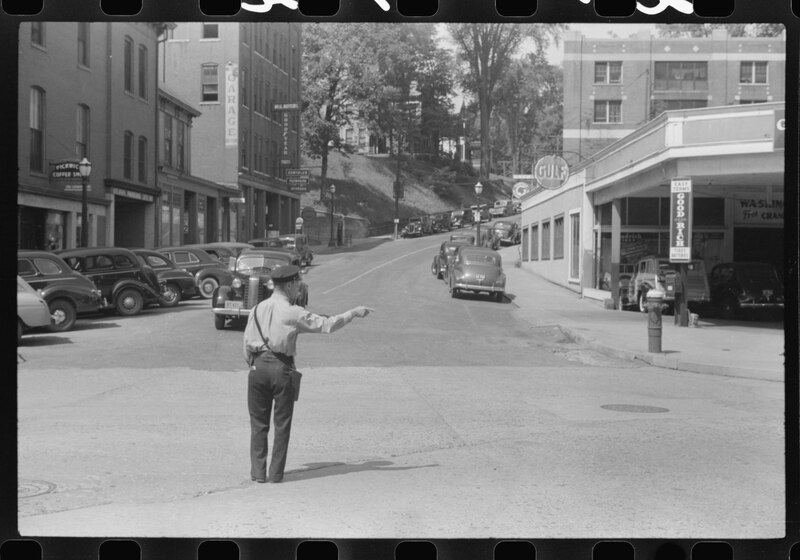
[267,279,274,290]
[232,277,242,289]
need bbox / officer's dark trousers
[248,352,295,481]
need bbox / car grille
[241,277,271,308]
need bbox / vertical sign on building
[774,108,785,150]
[225,62,238,148]
[669,177,692,263]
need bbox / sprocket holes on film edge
[99,540,141,560]
[2,0,42,15]
[693,0,735,17]
[100,0,142,16]
[297,540,338,560]
[198,540,239,560]
[299,0,340,17]
[398,0,438,17]
[594,0,636,17]
[395,541,437,560]
[200,0,241,15]
[495,0,537,17]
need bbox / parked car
[625,256,709,313]
[246,237,306,266]
[451,209,466,229]
[158,246,234,299]
[18,250,104,332]
[17,276,53,343]
[489,200,512,218]
[258,234,314,267]
[431,241,472,280]
[400,222,423,238]
[449,233,475,245]
[488,220,521,246]
[709,262,784,320]
[132,249,197,307]
[430,213,452,233]
[190,242,254,262]
[211,249,309,330]
[57,247,164,316]
[448,246,506,302]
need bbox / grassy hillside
[298,151,515,229]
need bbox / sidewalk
[496,246,785,383]
[310,236,394,256]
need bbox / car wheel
[159,283,181,308]
[431,261,437,276]
[495,292,504,303]
[48,298,77,332]
[214,314,226,330]
[450,283,459,298]
[116,288,144,316]
[199,277,219,299]
[638,289,649,313]
[720,296,738,320]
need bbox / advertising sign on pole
[533,155,569,190]
[669,178,693,263]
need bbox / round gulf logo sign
[512,182,530,199]
[534,155,570,190]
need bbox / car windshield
[462,252,499,266]
[737,265,782,288]
[237,255,290,274]
[279,238,296,248]
[445,245,462,255]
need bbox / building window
[201,63,219,102]
[241,129,248,168]
[740,61,768,84]
[138,45,148,99]
[594,100,622,123]
[541,221,551,260]
[123,131,134,179]
[29,87,45,173]
[163,114,173,167]
[176,121,186,172]
[739,99,768,105]
[594,61,622,84]
[202,24,219,39]
[31,22,45,47]
[77,22,89,67]
[653,61,708,91]
[124,37,134,93]
[138,136,147,183]
[570,212,580,279]
[76,104,89,159]
[553,216,564,259]
[241,68,248,107]
[531,225,539,261]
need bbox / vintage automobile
[709,262,784,320]
[489,200,512,218]
[625,256,710,313]
[431,240,472,280]
[190,242,254,262]
[57,247,164,316]
[430,213,452,233]
[400,222,423,238]
[17,276,53,343]
[247,236,307,266]
[211,249,309,330]
[158,246,234,299]
[449,233,476,245]
[132,249,197,307]
[448,246,506,302]
[488,220,521,246]
[18,250,104,331]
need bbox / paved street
[16,234,784,539]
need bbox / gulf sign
[669,178,692,263]
[534,155,569,190]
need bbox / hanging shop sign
[534,155,569,190]
[669,177,693,263]
[733,195,784,225]
[225,63,239,148]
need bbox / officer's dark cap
[270,264,301,284]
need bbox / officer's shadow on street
[284,460,438,483]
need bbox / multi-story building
[17,22,164,249]
[160,22,302,241]
[562,28,786,166]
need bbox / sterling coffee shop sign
[669,178,693,263]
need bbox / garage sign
[669,178,692,263]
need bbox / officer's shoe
[251,476,267,483]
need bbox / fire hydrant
[646,289,665,353]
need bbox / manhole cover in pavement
[18,480,55,498]
[601,404,670,413]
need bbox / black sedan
[133,249,197,307]
[158,246,234,299]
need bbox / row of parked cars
[16,234,315,343]
[617,256,784,320]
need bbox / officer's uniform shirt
[243,291,356,363]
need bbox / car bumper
[212,306,253,318]
[739,302,784,310]
[453,282,505,293]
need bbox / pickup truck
[624,256,710,313]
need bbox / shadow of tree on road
[284,460,438,483]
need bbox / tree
[446,24,565,180]
[301,24,379,198]
[656,23,784,37]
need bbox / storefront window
[541,221,551,260]
[531,225,539,260]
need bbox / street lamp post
[328,183,336,247]
[78,157,92,247]
[474,181,483,246]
